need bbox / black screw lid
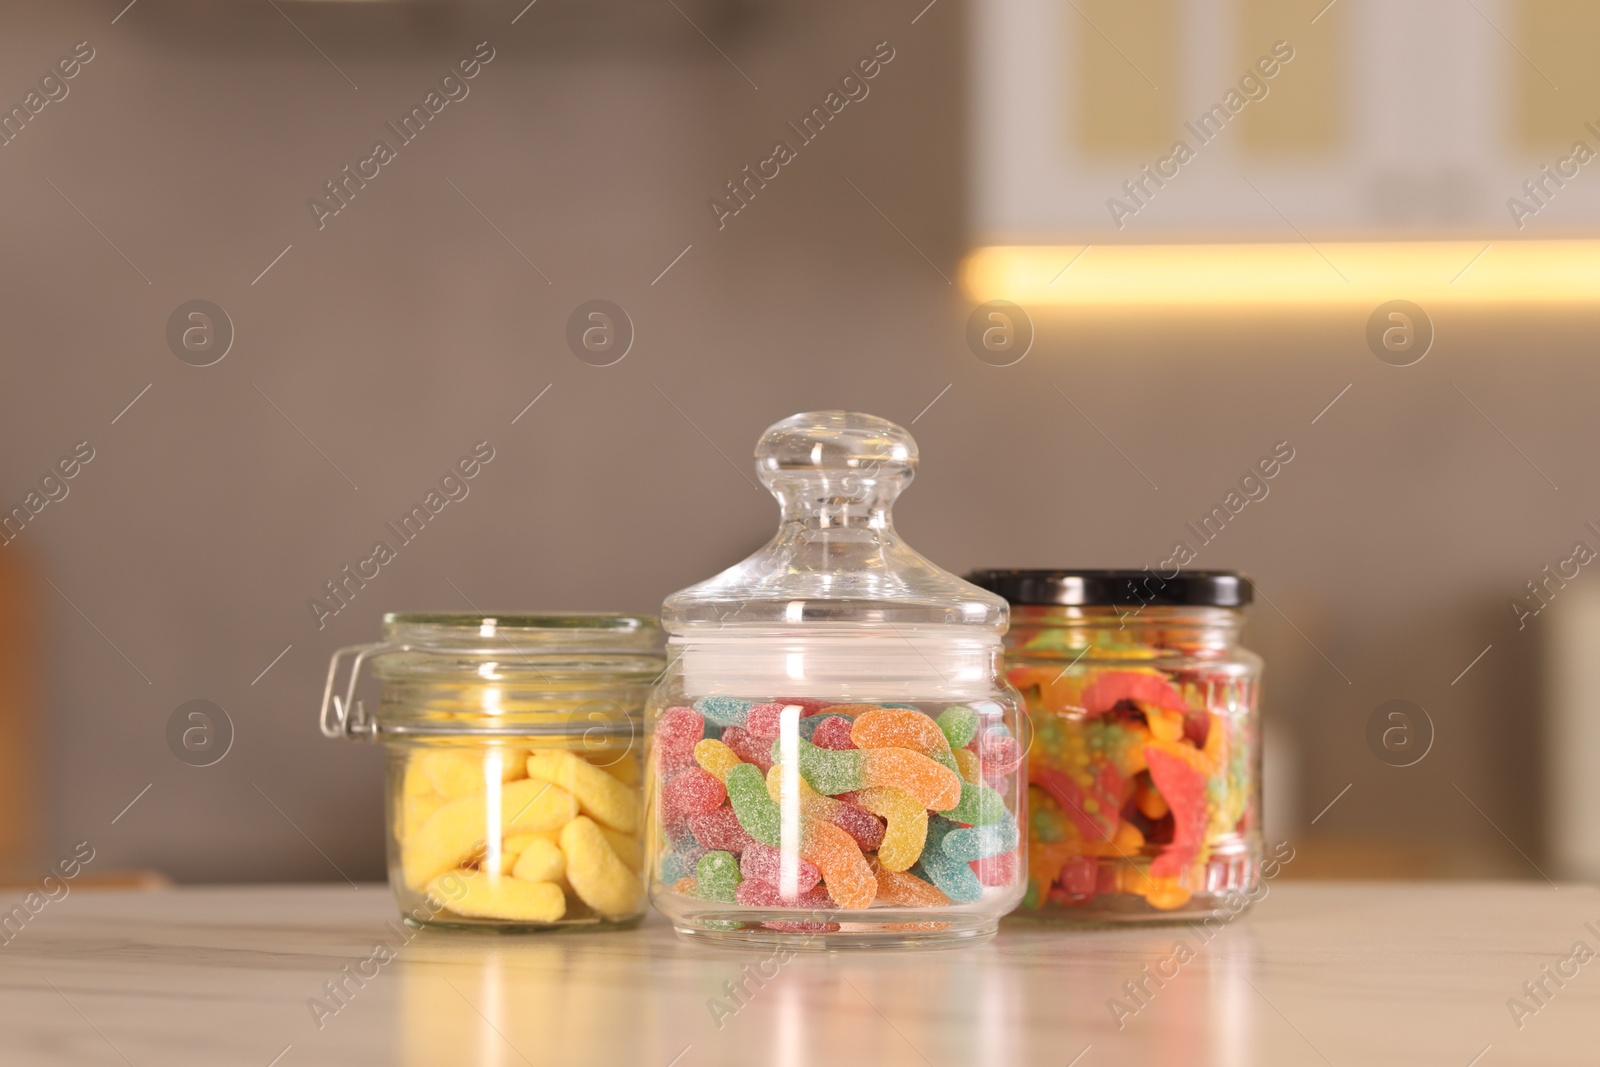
[968,569,1252,608]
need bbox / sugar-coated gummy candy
[936,706,979,750]
[687,807,755,854]
[809,716,857,750]
[858,748,962,811]
[600,827,643,875]
[695,850,742,903]
[800,817,876,909]
[831,802,886,851]
[655,707,705,772]
[1082,670,1190,717]
[850,707,952,759]
[915,819,983,904]
[559,815,643,918]
[738,841,822,895]
[953,747,982,784]
[694,696,759,728]
[943,781,1007,826]
[525,749,639,833]
[662,767,727,818]
[970,849,1018,888]
[511,837,566,882]
[403,778,578,889]
[941,818,1020,862]
[724,763,782,846]
[1144,745,1209,880]
[852,786,928,872]
[869,859,950,908]
[414,747,529,799]
[660,850,697,885]
[744,702,793,738]
[776,737,865,796]
[977,733,1024,778]
[693,739,742,782]
[673,876,698,896]
[721,726,776,772]
[735,878,833,910]
[430,870,566,923]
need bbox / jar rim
[382,612,659,635]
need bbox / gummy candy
[941,781,1007,826]
[695,850,742,903]
[809,716,857,750]
[692,739,743,782]
[655,707,705,773]
[526,749,639,833]
[852,787,927,872]
[800,817,876,909]
[977,733,1024,778]
[913,819,982,905]
[1144,746,1207,880]
[869,859,950,907]
[734,878,833,910]
[936,705,979,749]
[851,707,953,759]
[745,702,793,738]
[725,763,782,846]
[739,841,823,895]
[662,767,727,818]
[560,815,643,918]
[721,726,776,772]
[687,807,756,854]
[694,696,759,728]
[941,818,1020,862]
[1082,670,1189,717]
[830,802,886,852]
[969,848,1018,888]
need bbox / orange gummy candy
[858,747,962,811]
[800,817,876,909]
[850,707,953,758]
[869,858,950,907]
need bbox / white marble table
[1,882,1596,1066]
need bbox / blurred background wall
[0,0,1592,885]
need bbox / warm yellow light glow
[962,240,1600,307]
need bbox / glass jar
[647,412,1027,947]
[968,570,1262,923]
[320,613,664,930]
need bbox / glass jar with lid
[646,412,1027,946]
[321,612,664,930]
[968,570,1263,922]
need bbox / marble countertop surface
[0,882,1596,1066]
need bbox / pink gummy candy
[722,726,775,772]
[656,706,705,772]
[687,807,755,853]
[739,841,823,895]
[662,767,726,817]
[970,849,1018,888]
[979,733,1024,777]
[744,703,790,738]
[810,716,857,750]
[735,878,834,910]
[1060,855,1097,897]
[831,802,886,851]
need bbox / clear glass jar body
[327,614,662,931]
[1005,605,1262,923]
[645,633,1027,946]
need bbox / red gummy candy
[831,803,885,851]
[687,807,755,854]
[1182,707,1212,748]
[662,767,726,817]
[735,878,834,910]
[744,702,790,738]
[970,849,1018,888]
[1082,671,1189,717]
[810,715,857,751]
[979,733,1023,777]
[1060,855,1097,896]
[722,726,775,772]
[1145,745,1208,879]
[656,706,705,772]
[1033,767,1116,841]
[739,841,823,895]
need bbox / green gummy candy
[929,749,960,774]
[937,706,979,749]
[725,764,782,846]
[768,737,865,797]
[695,851,742,903]
[943,781,1007,825]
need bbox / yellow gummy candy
[401,764,444,841]
[952,747,982,784]
[511,837,566,883]
[600,827,643,875]
[430,870,566,923]
[560,815,643,919]
[693,739,742,782]
[414,747,528,798]
[403,778,578,889]
[599,756,641,786]
[853,786,928,872]
[763,764,840,819]
[526,750,639,833]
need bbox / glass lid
[661,411,1006,633]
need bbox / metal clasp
[320,642,388,740]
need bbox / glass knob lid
[662,411,1007,632]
